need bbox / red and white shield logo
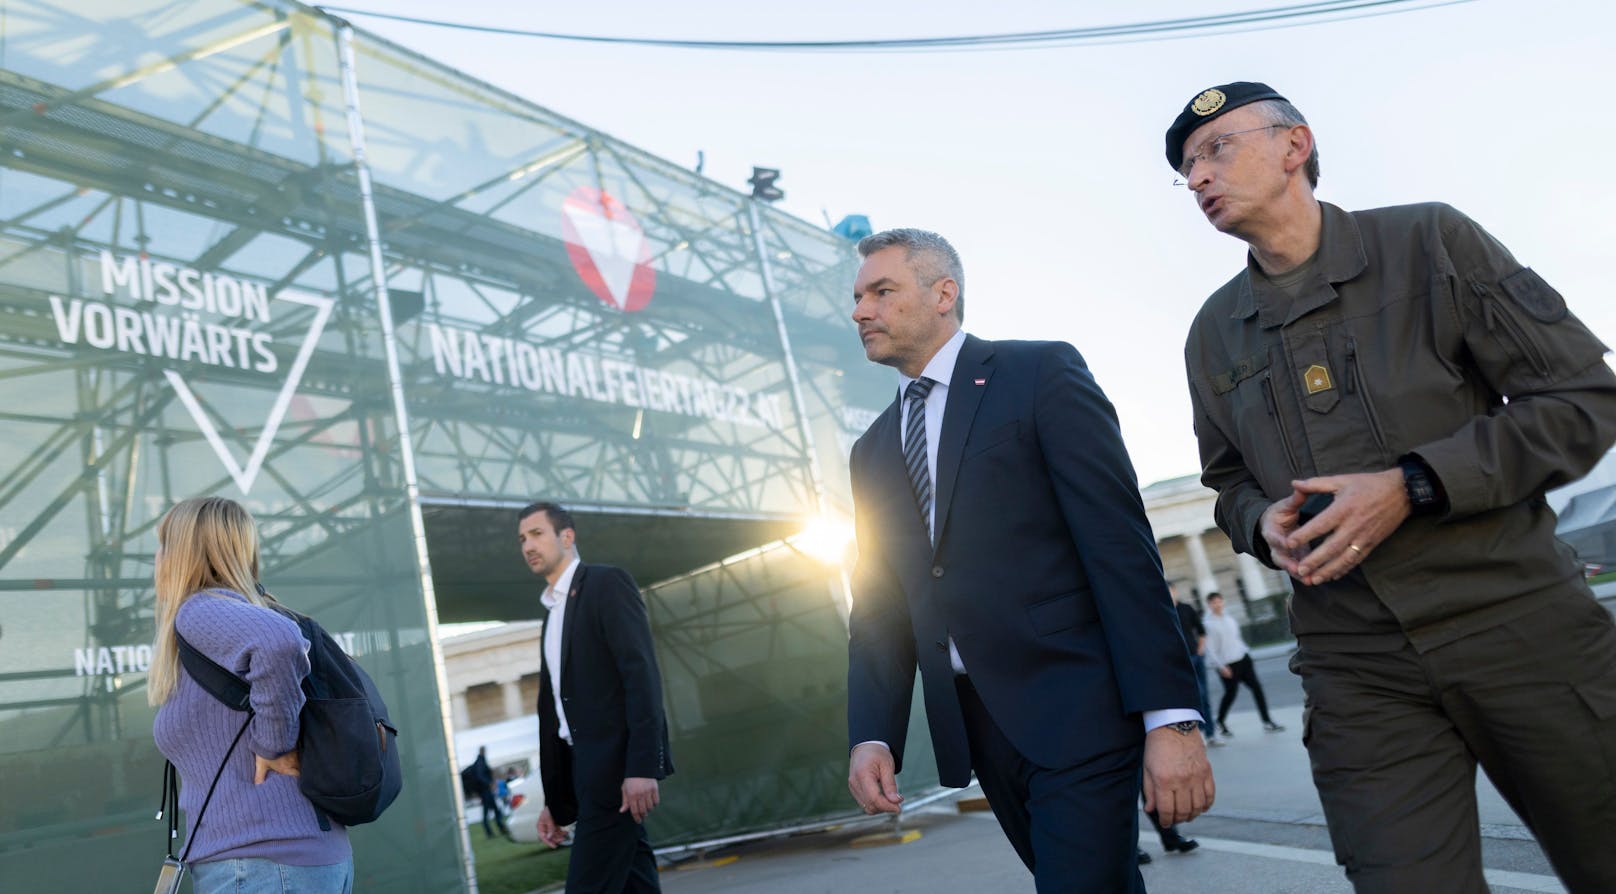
[561,186,656,312]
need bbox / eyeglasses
[1173,124,1287,186]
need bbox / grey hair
[1251,98,1320,188]
[856,228,965,323]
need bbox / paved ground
[659,805,1563,894]
[653,648,1570,893]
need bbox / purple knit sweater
[152,590,350,866]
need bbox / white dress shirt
[897,328,966,542]
[541,555,581,745]
[888,330,1198,736]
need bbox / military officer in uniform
[1171,81,1616,893]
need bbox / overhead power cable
[318,1,1473,53]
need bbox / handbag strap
[158,760,178,859]
[159,711,253,862]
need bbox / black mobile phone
[1297,492,1334,528]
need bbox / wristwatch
[1167,720,1200,736]
[1398,456,1444,515]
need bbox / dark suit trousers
[957,677,1144,893]
[562,743,661,894]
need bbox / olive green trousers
[1293,589,1616,894]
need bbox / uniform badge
[1303,364,1333,394]
[1191,89,1226,116]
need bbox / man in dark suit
[521,501,672,894]
[845,229,1213,892]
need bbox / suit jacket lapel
[933,335,993,552]
[866,397,930,549]
[559,563,584,682]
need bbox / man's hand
[848,742,903,815]
[1217,666,1232,680]
[619,777,660,823]
[1288,470,1410,586]
[536,806,566,848]
[253,750,300,784]
[1142,726,1214,826]
[1258,491,1309,576]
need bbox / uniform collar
[1231,201,1368,329]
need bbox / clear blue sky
[345,0,1616,487]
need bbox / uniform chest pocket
[1343,335,1391,461]
[1209,351,1270,396]
[1291,329,1340,414]
[1212,351,1299,487]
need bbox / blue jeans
[191,858,353,894]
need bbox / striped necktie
[904,377,937,533]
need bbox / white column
[451,692,470,731]
[1185,531,1219,598]
[501,679,524,723]
[1238,551,1274,601]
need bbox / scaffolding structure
[0,3,927,891]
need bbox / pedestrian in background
[499,768,518,810]
[1171,583,1221,747]
[1202,593,1283,738]
[463,746,512,841]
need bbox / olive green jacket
[1185,201,1616,649]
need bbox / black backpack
[176,603,403,829]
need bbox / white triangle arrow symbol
[164,288,334,494]
[563,204,644,309]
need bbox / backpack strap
[174,623,334,831]
[175,632,251,712]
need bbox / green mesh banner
[0,2,938,890]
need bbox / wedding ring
[1348,544,1362,553]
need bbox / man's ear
[1283,124,1314,176]
[561,527,576,551]
[934,277,960,319]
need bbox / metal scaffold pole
[748,201,828,517]
[334,20,479,894]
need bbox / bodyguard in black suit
[845,229,1214,892]
[521,502,672,894]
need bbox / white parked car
[505,778,570,846]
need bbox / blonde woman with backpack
[149,496,352,893]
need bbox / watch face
[1402,462,1435,506]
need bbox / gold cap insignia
[1191,89,1226,117]
[1303,364,1333,395]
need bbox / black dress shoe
[1163,835,1200,854]
[1136,849,1152,865]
